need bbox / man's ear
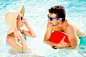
[58,18,62,22]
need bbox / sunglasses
[47,14,63,21]
[17,16,23,21]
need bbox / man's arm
[51,46,76,49]
[44,22,58,46]
[44,22,72,48]
[66,24,78,48]
[44,22,78,49]
[55,24,78,49]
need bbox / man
[44,5,86,49]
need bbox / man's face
[48,13,59,26]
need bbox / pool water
[0,0,86,57]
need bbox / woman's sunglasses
[47,14,63,21]
[17,16,23,21]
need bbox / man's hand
[57,36,69,47]
[51,36,70,49]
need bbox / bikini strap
[19,29,27,40]
[19,29,23,34]
[17,36,20,42]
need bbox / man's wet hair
[49,5,66,21]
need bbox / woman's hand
[23,17,28,25]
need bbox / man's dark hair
[49,5,66,21]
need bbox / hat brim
[7,5,25,34]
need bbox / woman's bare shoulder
[7,33,14,39]
[6,34,14,44]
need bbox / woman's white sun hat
[5,5,25,34]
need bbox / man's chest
[52,26,67,33]
[52,26,62,31]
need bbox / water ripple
[0,0,86,57]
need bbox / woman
[5,5,36,54]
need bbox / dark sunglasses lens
[48,15,49,19]
[21,16,23,20]
[47,14,52,21]
[50,17,52,21]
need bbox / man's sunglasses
[47,14,63,21]
[17,16,23,21]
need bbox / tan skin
[6,13,36,51]
[44,13,86,49]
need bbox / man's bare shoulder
[66,19,82,30]
[66,19,74,28]
[66,19,77,27]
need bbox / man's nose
[48,18,50,21]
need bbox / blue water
[0,0,86,57]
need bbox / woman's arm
[7,28,28,51]
[6,35,28,51]
[23,17,36,37]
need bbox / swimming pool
[0,0,86,57]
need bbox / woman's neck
[17,28,20,31]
